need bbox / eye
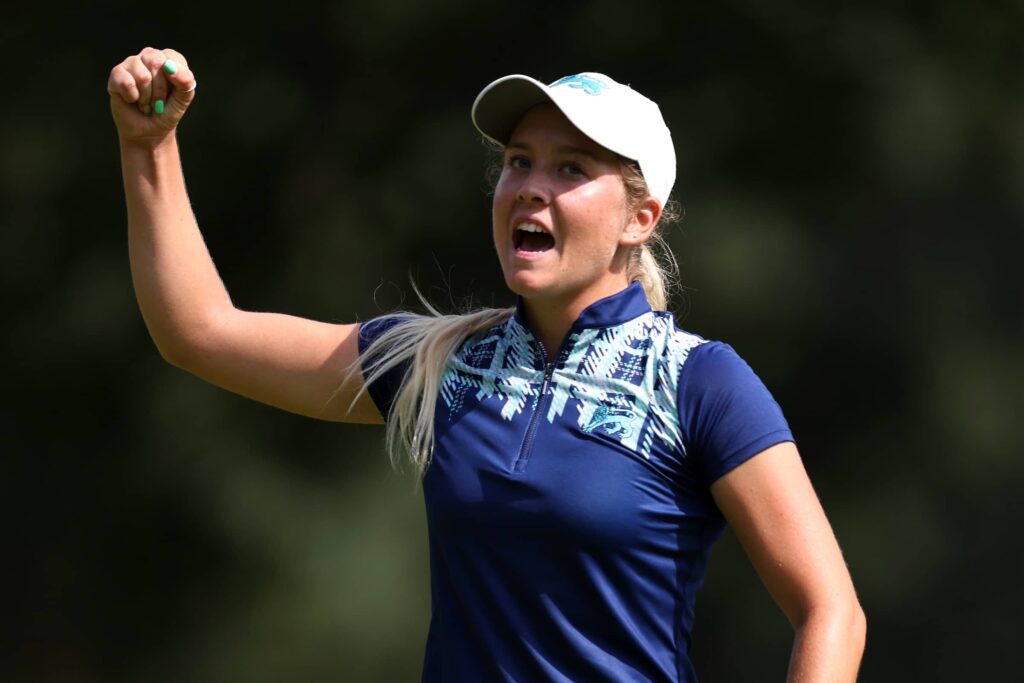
[561,161,586,177]
[506,154,531,170]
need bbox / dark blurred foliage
[4,1,1022,680]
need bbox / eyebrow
[505,142,604,161]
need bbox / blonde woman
[109,47,865,682]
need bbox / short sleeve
[358,316,411,420]
[677,342,794,485]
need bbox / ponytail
[620,161,682,311]
[352,299,514,475]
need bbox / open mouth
[513,223,556,253]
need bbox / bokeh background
[5,1,1022,680]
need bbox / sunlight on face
[492,104,637,310]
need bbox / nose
[516,169,550,204]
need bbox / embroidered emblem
[582,404,636,438]
[551,74,608,96]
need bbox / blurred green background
[5,1,1022,680]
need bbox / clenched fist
[108,47,197,144]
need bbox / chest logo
[582,404,636,438]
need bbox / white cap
[471,72,676,208]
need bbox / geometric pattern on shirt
[439,311,707,460]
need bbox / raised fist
[108,47,197,143]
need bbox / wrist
[119,132,179,157]
[119,133,184,193]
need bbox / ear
[620,197,662,247]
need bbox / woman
[109,47,865,682]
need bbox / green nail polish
[162,60,178,75]
[154,99,165,115]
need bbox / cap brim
[472,72,675,207]
[471,75,554,146]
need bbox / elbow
[148,309,227,372]
[789,597,866,683]
[155,336,192,370]
[825,594,867,654]
[840,597,867,681]
[850,597,867,657]
[791,593,867,665]
[830,594,869,668]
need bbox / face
[492,104,651,309]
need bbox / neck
[520,300,576,363]
[519,278,631,362]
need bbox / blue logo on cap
[551,74,608,96]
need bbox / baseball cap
[471,72,676,208]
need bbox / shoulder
[451,315,522,360]
[635,311,712,374]
[357,312,426,351]
[669,330,794,484]
[680,339,757,386]
[669,325,775,413]
[645,312,756,384]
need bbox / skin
[109,46,380,424]
[492,103,659,358]
[110,47,865,681]
[712,442,867,681]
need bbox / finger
[125,55,154,114]
[151,68,169,115]
[159,53,198,110]
[160,49,197,95]
[160,48,189,71]
[167,64,198,96]
[140,48,170,116]
[107,62,140,104]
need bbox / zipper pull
[540,363,554,394]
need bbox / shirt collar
[513,281,653,332]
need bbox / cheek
[573,181,629,230]
[492,181,514,224]
[491,187,511,252]
[573,205,627,254]
[493,170,516,205]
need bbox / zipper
[512,336,562,473]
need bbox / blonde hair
[621,160,681,311]
[353,159,680,475]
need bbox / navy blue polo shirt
[359,282,793,682]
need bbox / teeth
[516,222,546,233]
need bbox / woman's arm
[109,47,381,424]
[710,441,866,682]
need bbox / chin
[503,269,556,300]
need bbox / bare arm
[711,442,866,682]
[110,47,381,424]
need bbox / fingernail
[142,104,152,116]
[154,99,165,115]
[162,59,178,75]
